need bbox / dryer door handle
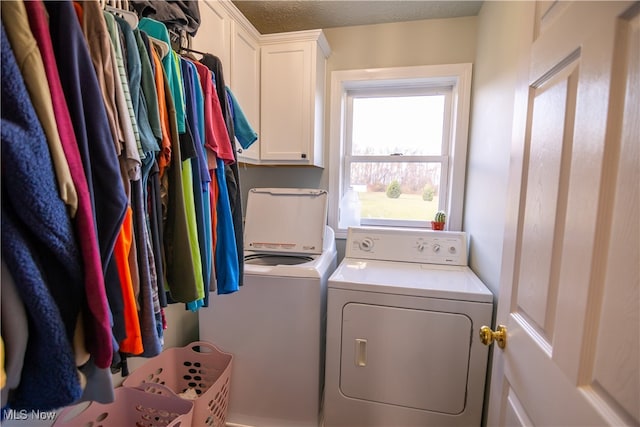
[355,339,367,367]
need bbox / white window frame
[328,64,473,239]
[345,86,453,228]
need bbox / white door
[487,1,639,426]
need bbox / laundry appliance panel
[324,227,493,427]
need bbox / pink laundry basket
[122,341,233,427]
[53,383,193,427]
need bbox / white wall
[324,16,478,72]
[149,9,477,364]
[463,4,534,423]
[178,3,524,350]
[464,1,533,298]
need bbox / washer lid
[244,188,328,255]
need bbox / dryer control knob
[359,238,374,252]
[449,246,457,254]
[433,244,441,253]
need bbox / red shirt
[192,60,235,164]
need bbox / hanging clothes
[0,0,258,411]
[226,87,258,150]
[0,1,78,215]
[191,60,235,164]
[188,59,214,304]
[2,0,87,356]
[154,47,203,303]
[76,1,125,163]
[47,0,129,349]
[1,24,83,409]
[115,14,163,358]
[130,0,201,36]
[112,208,144,355]
[139,17,186,134]
[201,54,244,288]
[23,0,114,370]
[212,157,240,294]
[138,30,168,319]
[181,57,213,304]
[0,261,28,408]
[130,177,163,357]
[189,59,237,294]
[130,28,166,350]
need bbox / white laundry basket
[53,383,193,426]
[122,341,233,427]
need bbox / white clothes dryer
[323,227,493,427]
[199,188,337,427]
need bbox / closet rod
[180,46,207,56]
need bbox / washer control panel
[345,227,468,266]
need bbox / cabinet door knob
[301,153,307,159]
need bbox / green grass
[358,192,440,221]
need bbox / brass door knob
[480,325,507,349]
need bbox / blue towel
[1,23,82,410]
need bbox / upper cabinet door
[230,21,261,163]
[260,31,329,167]
[260,41,313,163]
[192,1,231,70]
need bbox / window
[328,64,472,237]
[346,88,451,226]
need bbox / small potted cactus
[431,210,446,230]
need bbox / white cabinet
[192,1,230,70]
[259,31,330,167]
[193,3,330,167]
[192,1,261,163]
[230,20,261,162]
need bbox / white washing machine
[199,188,337,427]
[324,227,493,426]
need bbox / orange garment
[150,44,172,178]
[1,337,6,390]
[113,207,143,355]
[72,2,82,23]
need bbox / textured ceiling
[231,1,484,34]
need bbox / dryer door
[340,303,472,414]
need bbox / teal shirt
[134,28,161,151]
[138,17,186,134]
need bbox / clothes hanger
[103,0,139,29]
[149,36,170,59]
[170,28,207,58]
